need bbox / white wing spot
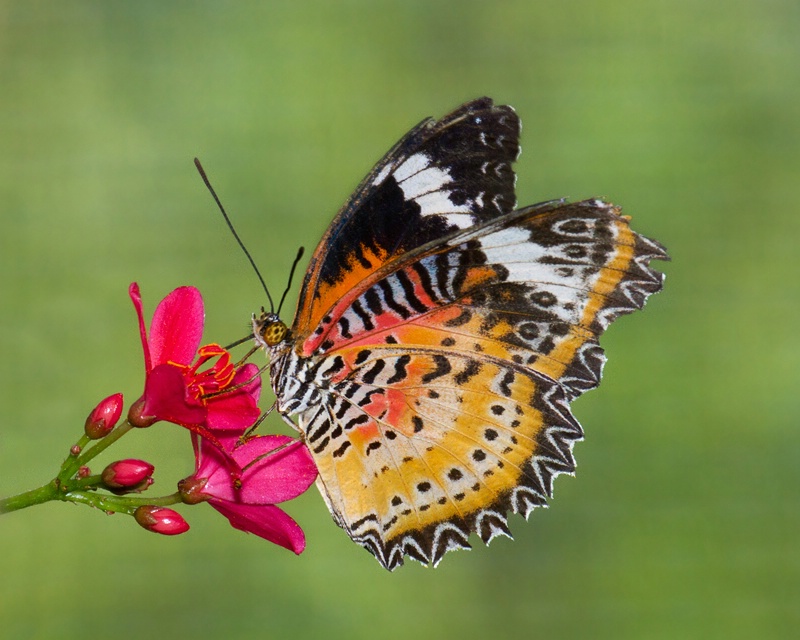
[393,153,431,182]
[371,163,393,186]
[394,157,474,228]
[414,191,472,225]
[400,166,451,199]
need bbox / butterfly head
[252,309,289,349]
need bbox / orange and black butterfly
[252,98,667,570]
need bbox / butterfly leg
[279,410,302,434]
[240,400,277,442]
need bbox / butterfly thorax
[253,310,292,402]
[252,310,329,421]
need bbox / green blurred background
[1,1,798,638]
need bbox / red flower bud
[102,459,155,490]
[133,506,190,535]
[84,393,124,439]
[127,396,157,428]
[177,476,210,505]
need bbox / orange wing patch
[298,243,392,353]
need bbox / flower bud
[127,396,157,428]
[102,459,155,491]
[177,476,209,505]
[84,393,124,439]
[77,466,91,478]
[133,506,190,535]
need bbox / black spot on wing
[386,355,411,384]
[332,441,351,458]
[396,269,429,314]
[361,359,387,385]
[379,279,411,319]
[421,355,452,383]
[454,359,482,385]
[351,299,375,331]
[411,261,440,303]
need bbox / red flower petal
[232,363,262,402]
[129,283,151,372]
[206,395,262,433]
[141,364,206,427]
[209,501,306,554]
[235,437,317,504]
[195,435,316,504]
[203,363,263,444]
[148,286,205,367]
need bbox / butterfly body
[254,98,667,570]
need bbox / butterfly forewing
[267,99,668,569]
[292,98,521,341]
[301,200,666,400]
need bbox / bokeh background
[1,2,798,638]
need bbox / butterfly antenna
[277,246,305,317]
[193,157,275,313]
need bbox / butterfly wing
[281,191,666,568]
[302,346,584,569]
[292,97,521,342]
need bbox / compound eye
[261,320,288,346]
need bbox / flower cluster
[0,284,317,557]
[125,283,317,553]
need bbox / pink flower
[127,283,261,442]
[126,283,316,551]
[179,435,317,554]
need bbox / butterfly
[252,97,668,570]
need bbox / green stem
[2,421,141,514]
[55,434,91,482]
[0,481,60,514]
[64,490,183,514]
[73,474,104,489]
[1,475,183,516]
[58,420,135,483]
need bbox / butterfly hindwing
[296,346,582,569]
